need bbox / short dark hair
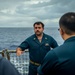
[59,12,75,35]
[33,21,44,28]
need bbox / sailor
[16,21,58,75]
[37,12,75,75]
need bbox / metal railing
[0,49,29,75]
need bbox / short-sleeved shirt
[18,33,58,64]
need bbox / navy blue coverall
[18,33,58,75]
[37,36,75,75]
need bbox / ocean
[0,27,64,50]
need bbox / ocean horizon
[0,27,64,50]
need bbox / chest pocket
[44,43,50,50]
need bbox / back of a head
[59,12,75,35]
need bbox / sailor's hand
[16,47,24,56]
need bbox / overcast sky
[0,0,75,27]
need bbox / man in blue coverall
[37,12,75,75]
[16,21,58,75]
[0,56,21,75]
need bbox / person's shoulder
[0,56,8,63]
[26,34,35,40]
[0,56,8,65]
[44,33,54,39]
[50,44,64,55]
[0,56,3,61]
[44,48,58,61]
[46,46,60,58]
[44,33,50,37]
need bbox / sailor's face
[34,24,44,36]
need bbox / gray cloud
[0,0,75,27]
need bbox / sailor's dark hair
[33,21,44,28]
[59,12,75,34]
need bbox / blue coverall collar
[33,33,47,40]
[64,36,75,43]
[33,33,48,45]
